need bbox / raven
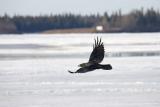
[68,37,112,73]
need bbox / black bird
[68,37,112,73]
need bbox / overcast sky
[0,0,160,16]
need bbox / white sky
[0,0,160,16]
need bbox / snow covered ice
[0,33,160,107]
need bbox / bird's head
[78,63,89,67]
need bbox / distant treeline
[0,8,160,34]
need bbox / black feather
[69,37,112,73]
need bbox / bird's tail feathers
[100,64,112,70]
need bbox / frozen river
[0,33,160,107]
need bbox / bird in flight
[68,37,112,73]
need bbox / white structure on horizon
[96,25,103,32]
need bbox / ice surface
[0,33,160,107]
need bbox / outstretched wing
[88,37,104,64]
